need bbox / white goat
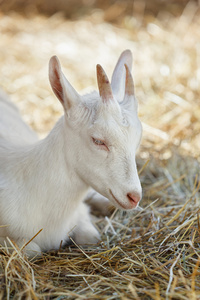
[0,50,142,257]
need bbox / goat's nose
[127,192,141,207]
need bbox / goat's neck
[14,117,89,205]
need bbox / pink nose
[127,192,141,207]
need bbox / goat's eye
[92,137,109,151]
[93,138,104,145]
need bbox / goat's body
[0,95,98,255]
[0,90,38,146]
[0,50,142,257]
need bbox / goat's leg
[84,189,114,216]
[73,203,100,245]
[0,236,41,258]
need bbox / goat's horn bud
[124,64,134,96]
[96,64,114,103]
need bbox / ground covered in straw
[0,2,200,299]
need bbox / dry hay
[0,1,200,299]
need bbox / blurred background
[0,0,199,163]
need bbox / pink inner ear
[124,64,134,96]
[52,68,64,105]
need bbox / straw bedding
[0,1,199,298]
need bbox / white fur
[0,50,142,257]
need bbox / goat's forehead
[91,115,141,142]
[82,91,142,140]
[93,104,141,132]
[82,92,122,123]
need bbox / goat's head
[49,50,142,210]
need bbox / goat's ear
[111,50,133,103]
[123,64,138,112]
[49,56,80,111]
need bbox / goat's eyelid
[92,137,109,151]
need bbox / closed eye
[92,137,109,151]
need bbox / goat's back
[0,90,38,146]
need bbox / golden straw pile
[0,1,200,299]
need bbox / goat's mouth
[109,189,135,210]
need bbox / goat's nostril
[127,193,141,206]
